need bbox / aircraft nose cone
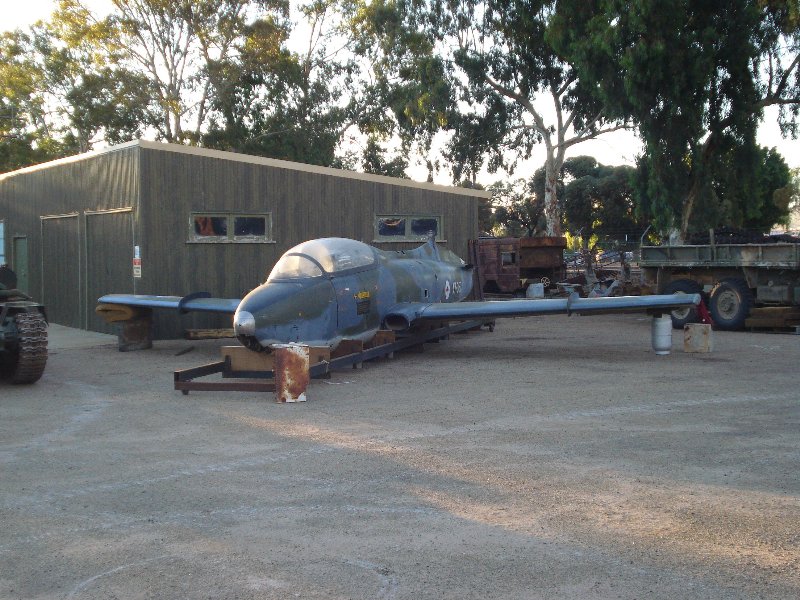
[233,310,256,336]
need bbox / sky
[3,0,799,181]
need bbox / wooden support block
[222,346,274,371]
[684,323,713,353]
[365,330,396,348]
[96,303,145,323]
[222,345,330,372]
[185,328,235,340]
[307,346,331,365]
[331,339,364,359]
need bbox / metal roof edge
[0,140,140,181]
[1,139,491,198]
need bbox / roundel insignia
[444,280,451,300]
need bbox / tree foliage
[360,136,409,177]
[569,0,800,237]
[203,0,362,166]
[349,0,630,234]
[89,0,293,145]
[0,0,378,172]
[489,179,545,238]
[561,157,640,249]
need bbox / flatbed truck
[639,238,800,330]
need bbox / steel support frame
[173,319,494,395]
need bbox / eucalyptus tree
[570,0,800,237]
[350,0,629,235]
[37,0,288,149]
[560,157,639,250]
[204,0,365,166]
[0,30,55,172]
[489,179,545,237]
[0,26,93,171]
[105,0,288,144]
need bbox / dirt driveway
[1,314,798,599]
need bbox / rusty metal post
[273,344,310,403]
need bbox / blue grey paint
[99,237,701,351]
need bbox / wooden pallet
[745,307,800,332]
[184,328,235,340]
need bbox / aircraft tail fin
[426,231,441,261]
[407,232,441,261]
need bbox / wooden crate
[221,345,331,372]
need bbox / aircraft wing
[98,293,241,314]
[385,293,701,329]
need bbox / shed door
[86,209,134,333]
[41,215,81,328]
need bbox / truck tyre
[662,279,703,329]
[709,278,753,331]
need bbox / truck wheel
[662,279,703,329]
[709,278,753,331]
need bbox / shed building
[0,140,487,338]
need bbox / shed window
[375,215,442,241]
[190,213,272,243]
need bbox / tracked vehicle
[0,266,48,384]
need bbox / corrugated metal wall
[0,145,140,329]
[41,214,81,327]
[85,209,135,333]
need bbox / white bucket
[651,315,673,355]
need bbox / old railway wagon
[0,140,486,338]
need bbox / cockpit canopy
[267,238,376,281]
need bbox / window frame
[373,214,444,243]
[188,211,273,244]
[0,219,5,265]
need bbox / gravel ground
[1,314,798,599]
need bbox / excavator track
[9,312,48,384]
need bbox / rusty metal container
[273,344,310,402]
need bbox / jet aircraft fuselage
[233,237,473,350]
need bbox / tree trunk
[544,160,561,236]
[680,187,696,242]
[680,133,718,240]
